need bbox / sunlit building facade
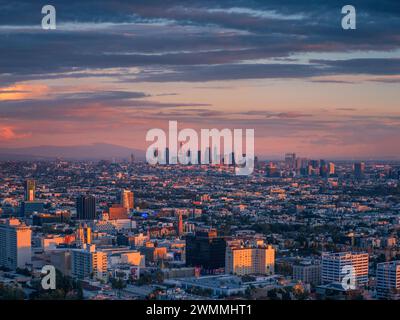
[72,244,108,281]
[321,252,369,286]
[120,189,134,211]
[0,218,32,270]
[225,240,275,275]
[24,179,36,202]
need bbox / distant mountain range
[0,143,145,160]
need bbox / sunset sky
[0,0,399,159]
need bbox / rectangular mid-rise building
[293,260,321,285]
[225,240,275,276]
[0,218,32,270]
[71,244,108,281]
[321,252,369,286]
[376,261,400,300]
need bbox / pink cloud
[0,126,31,141]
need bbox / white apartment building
[321,252,369,286]
[0,218,32,270]
[71,244,108,281]
[376,261,400,299]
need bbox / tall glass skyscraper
[76,195,96,220]
[24,179,35,202]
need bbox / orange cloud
[0,84,49,101]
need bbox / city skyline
[0,1,400,159]
[1,143,399,161]
[1,159,400,301]
[2,1,400,308]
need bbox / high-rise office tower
[321,252,369,286]
[285,153,296,170]
[319,159,328,177]
[21,179,44,217]
[329,162,335,175]
[202,147,212,164]
[76,223,92,247]
[0,218,32,270]
[165,147,170,165]
[186,149,194,166]
[354,162,365,179]
[213,145,220,164]
[376,261,400,299]
[254,156,259,169]
[76,195,96,220]
[186,229,226,270]
[178,141,184,163]
[177,213,183,237]
[24,179,35,201]
[120,189,134,211]
[298,157,309,175]
[266,162,279,177]
[295,157,302,173]
[230,152,236,166]
[307,160,321,176]
[309,159,320,169]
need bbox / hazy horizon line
[0,142,399,162]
